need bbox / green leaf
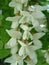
[0,14,3,26]
[0,40,3,49]
[0,49,10,59]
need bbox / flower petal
[20,25,28,31]
[26,46,37,60]
[11,46,18,54]
[19,46,26,57]
[11,21,19,28]
[5,38,17,48]
[6,29,22,39]
[32,33,45,40]
[33,40,42,50]
[23,31,28,40]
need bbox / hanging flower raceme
[4,0,48,65]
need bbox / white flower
[18,40,32,58]
[5,54,23,65]
[5,38,17,48]
[9,0,28,6]
[32,32,45,40]
[6,29,22,39]
[28,4,47,12]
[11,47,18,54]
[5,38,17,54]
[34,25,48,32]
[9,0,28,14]
[30,16,39,27]
[5,29,22,54]
[20,25,33,40]
[6,16,21,28]
[44,51,49,64]
[19,11,31,24]
[14,4,22,14]
[9,0,22,14]
[34,4,47,11]
[29,32,45,49]
[20,11,30,17]
[18,40,39,60]
[32,11,46,21]
[20,11,39,27]
[19,16,27,24]
[32,40,42,50]
[29,4,47,23]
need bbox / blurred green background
[0,0,49,65]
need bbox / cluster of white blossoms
[4,0,48,65]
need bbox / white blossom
[34,25,48,32]
[6,16,21,28]
[18,40,41,59]
[5,54,23,65]
[5,29,22,54]
[5,38,17,48]
[9,0,22,14]
[32,32,45,40]
[20,11,39,27]
[6,29,22,39]
[28,4,46,25]
[9,0,28,14]
[20,25,33,40]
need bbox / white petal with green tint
[26,46,37,60]
[6,29,22,39]
[14,4,22,14]
[11,21,19,28]
[19,46,27,57]
[6,16,21,22]
[5,38,17,48]
[5,54,23,65]
[35,25,48,32]
[32,33,45,40]
[32,11,45,20]
[34,4,47,11]
[11,46,18,54]
[23,31,28,40]
[9,1,16,7]
[33,40,42,50]
[20,25,28,31]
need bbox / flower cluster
[4,0,48,65]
